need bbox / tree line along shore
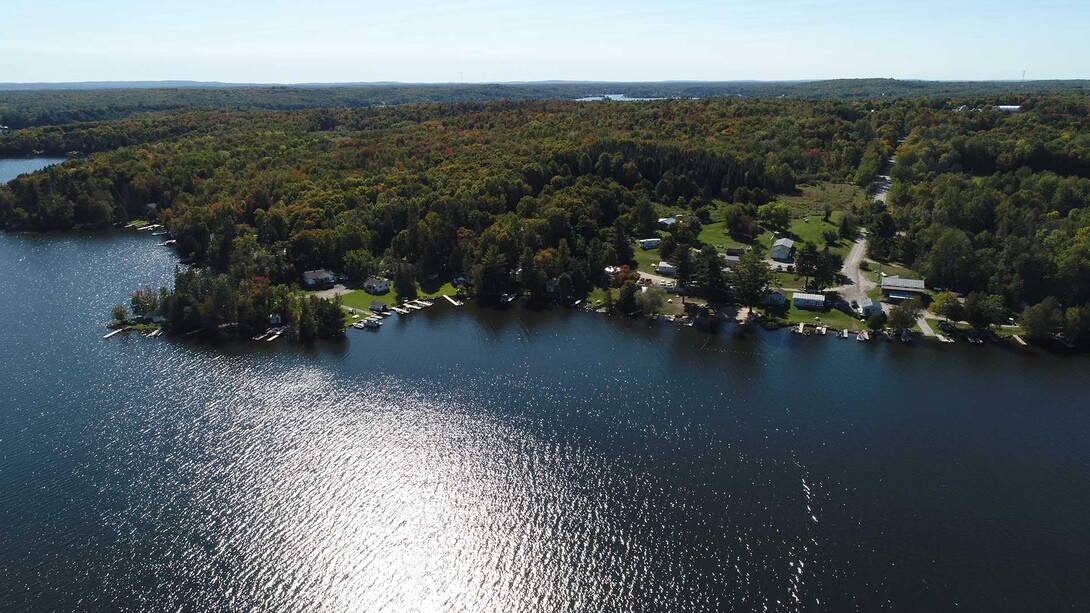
[1,93,1087,346]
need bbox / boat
[856,330,869,342]
[795,323,806,334]
[967,336,984,344]
[883,330,894,341]
[937,334,955,343]
[900,330,912,343]
[840,328,850,339]
[500,293,517,304]
[817,325,827,335]
[364,319,381,329]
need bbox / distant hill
[1,79,1088,128]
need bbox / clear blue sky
[3,0,1088,83]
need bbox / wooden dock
[391,306,410,315]
[1012,335,1028,346]
[103,328,124,339]
[443,295,464,306]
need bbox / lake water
[2,230,1089,611]
[0,157,68,183]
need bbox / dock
[391,306,410,315]
[937,334,956,343]
[1012,335,1028,346]
[443,295,464,306]
[102,328,124,339]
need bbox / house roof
[881,275,926,291]
[657,216,677,225]
[792,292,825,302]
[860,297,875,307]
[657,261,675,268]
[773,238,795,248]
[303,269,335,282]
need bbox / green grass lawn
[699,210,849,258]
[866,261,921,281]
[775,304,863,330]
[632,244,663,271]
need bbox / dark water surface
[0,157,68,183]
[1,231,1088,611]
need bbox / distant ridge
[1,78,1088,129]
[2,77,1088,92]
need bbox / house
[762,288,787,307]
[363,276,391,294]
[880,275,927,302]
[995,105,1021,113]
[657,217,678,228]
[302,269,336,289]
[725,246,746,257]
[369,301,389,312]
[721,254,741,270]
[771,238,795,261]
[859,297,883,317]
[792,292,826,309]
[269,313,283,325]
[655,261,677,276]
[545,278,559,294]
[638,238,662,250]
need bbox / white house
[792,292,826,309]
[771,238,795,261]
[655,261,677,276]
[302,269,337,289]
[995,105,1021,113]
[859,297,883,317]
[762,289,787,307]
[638,238,662,250]
[363,277,391,294]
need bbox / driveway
[833,235,877,305]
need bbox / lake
[0,157,68,183]
[1,230,1088,611]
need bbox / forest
[2,92,1089,342]
[2,79,1088,128]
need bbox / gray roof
[773,238,795,248]
[881,275,926,291]
[793,292,825,302]
[303,269,335,282]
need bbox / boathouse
[880,275,927,302]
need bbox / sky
[2,0,1089,83]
